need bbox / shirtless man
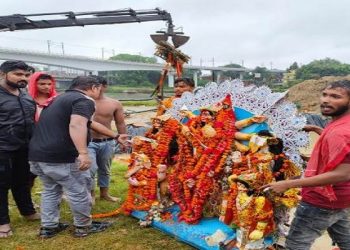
[88,76,127,202]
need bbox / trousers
[0,149,36,225]
[30,161,92,227]
[286,201,350,250]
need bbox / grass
[0,161,193,250]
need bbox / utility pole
[241,60,244,67]
[112,49,115,56]
[200,58,203,67]
[47,40,51,54]
[212,57,215,67]
[101,47,105,59]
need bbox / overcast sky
[1,0,350,69]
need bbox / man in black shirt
[0,61,39,238]
[29,76,111,238]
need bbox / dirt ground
[287,75,350,113]
[312,235,334,250]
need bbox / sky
[1,0,350,70]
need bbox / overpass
[0,47,284,85]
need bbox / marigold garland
[93,118,179,218]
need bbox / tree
[106,54,160,86]
[295,58,350,80]
[221,63,243,80]
[109,54,157,64]
[287,62,299,72]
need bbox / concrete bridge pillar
[168,72,175,87]
[240,72,244,80]
[216,71,222,83]
[193,71,198,87]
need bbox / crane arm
[0,8,173,32]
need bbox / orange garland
[169,97,237,224]
[93,118,179,218]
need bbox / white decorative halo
[167,79,308,167]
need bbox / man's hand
[117,134,131,146]
[77,153,91,171]
[303,125,323,135]
[261,180,292,194]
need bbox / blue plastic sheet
[132,206,236,250]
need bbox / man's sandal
[0,229,13,238]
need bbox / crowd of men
[0,60,128,238]
[1,60,350,250]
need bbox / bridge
[0,47,284,86]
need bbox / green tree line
[99,53,197,87]
[99,53,350,89]
[294,58,350,80]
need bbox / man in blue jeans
[88,76,127,203]
[263,79,350,250]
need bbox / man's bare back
[91,96,126,139]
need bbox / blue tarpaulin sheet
[132,206,236,250]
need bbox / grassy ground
[0,161,193,250]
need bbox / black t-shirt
[28,90,95,163]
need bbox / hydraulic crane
[0,8,190,99]
[0,8,189,47]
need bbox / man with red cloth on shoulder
[263,80,350,250]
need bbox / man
[27,72,58,190]
[0,61,40,238]
[88,76,127,202]
[157,77,195,115]
[29,76,117,238]
[263,80,350,250]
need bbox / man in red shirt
[263,80,350,250]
